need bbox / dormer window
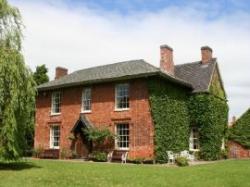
[115,83,129,110]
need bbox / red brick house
[228,109,250,158]
[35,45,226,160]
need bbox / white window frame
[115,83,129,111]
[50,125,60,149]
[51,91,61,115]
[115,123,129,150]
[81,87,92,113]
[189,127,200,151]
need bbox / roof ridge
[73,59,148,74]
[175,58,217,67]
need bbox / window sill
[114,108,129,112]
[115,148,129,151]
[50,113,61,116]
[80,110,92,114]
[50,147,60,149]
[189,149,200,152]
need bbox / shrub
[32,147,44,158]
[175,157,189,167]
[133,157,145,164]
[60,148,72,159]
[220,149,228,159]
[92,151,107,162]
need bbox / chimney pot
[55,67,68,80]
[160,44,174,75]
[201,46,213,64]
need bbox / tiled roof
[37,60,192,91]
[38,59,217,92]
[175,60,216,93]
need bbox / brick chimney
[160,44,174,76]
[55,67,68,80]
[201,46,213,64]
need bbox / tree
[0,0,36,160]
[33,64,49,85]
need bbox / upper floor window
[50,125,60,149]
[115,83,129,110]
[82,88,91,112]
[51,91,61,114]
[116,123,129,150]
[189,127,200,151]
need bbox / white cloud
[10,0,250,118]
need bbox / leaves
[33,64,49,86]
[189,94,228,160]
[229,109,250,148]
[0,0,36,160]
[148,78,190,163]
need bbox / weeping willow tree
[0,0,36,160]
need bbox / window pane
[52,92,61,113]
[190,127,199,150]
[116,84,129,109]
[116,124,129,149]
[82,88,91,111]
[51,125,60,148]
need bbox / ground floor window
[50,125,60,149]
[189,127,199,151]
[116,124,129,150]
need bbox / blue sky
[64,0,250,17]
[11,0,250,118]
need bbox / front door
[75,133,89,158]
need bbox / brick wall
[228,141,250,158]
[35,78,154,159]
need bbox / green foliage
[209,67,226,99]
[91,151,107,162]
[229,109,250,148]
[32,147,44,158]
[175,156,189,167]
[147,78,190,163]
[0,0,36,160]
[60,148,72,159]
[189,94,228,160]
[33,64,49,85]
[84,127,114,145]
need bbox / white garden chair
[121,152,128,164]
[180,150,195,161]
[166,151,175,163]
[107,151,113,162]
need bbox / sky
[10,0,250,119]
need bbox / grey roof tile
[38,59,216,92]
[175,60,216,93]
[37,59,191,91]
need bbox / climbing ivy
[209,67,226,99]
[147,78,190,163]
[148,67,228,162]
[229,109,250,148]
[188,94,228,160]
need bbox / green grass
[0,159,250,187]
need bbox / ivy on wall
[229,109,250,148]
[147,78,190,163]
[148,65,229,162]
[209,67,226,99]
[188,94,228,160]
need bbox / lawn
[0,159,250,187]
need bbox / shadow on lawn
[0,161,41,171]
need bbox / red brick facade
[228,141,250,158]
[35,78,155,159]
